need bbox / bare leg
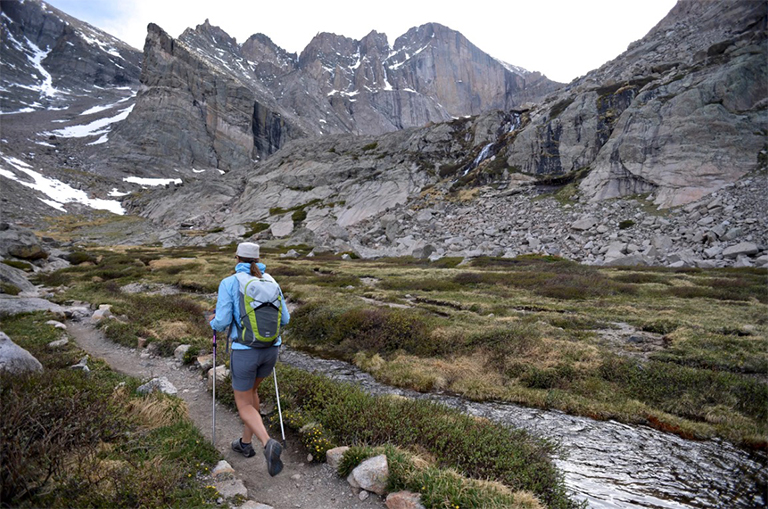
[233,377,269,447]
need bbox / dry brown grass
[148,258,206,270]
[114,385,189,429]
[149,320,194,341]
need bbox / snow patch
[49,105,134,138]
[87,134,109,145]
[0,154,125,214]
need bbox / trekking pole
[211,330,217,446]
[273,365,286,447]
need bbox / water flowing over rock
[280,347,766,509]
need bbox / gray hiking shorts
[229,346,279,391]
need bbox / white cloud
[46,0,676,84]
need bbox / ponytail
[237,256,263,277]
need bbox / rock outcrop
[0,331,43,374]
[504,0,767,208]
[0,0,141,113]
[106,19,560,173]
[108,23,303,174]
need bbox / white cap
[236,242,260,259]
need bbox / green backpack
[235,272,283,348]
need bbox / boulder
[325,446,350,471]
[137,377,178,395]
[0,331,43,374]
[571,216,599,231]
[386,491,426,509]
[0,295,64,316]
[605,254,650,267]
[347,454,388,495]
[0,262,37,294]
[722,242,759,258]
[0,225,48,260]
[91,304,112,322]
[70,355,90,373]
[48,338,69,349]
[207,365,230,388]
[174,344,192,361]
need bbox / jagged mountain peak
[0,0,141,112]
[182,18,240,49]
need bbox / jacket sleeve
[279,288,290,325]
[210,277,235,332]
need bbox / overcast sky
[45,0,677,83]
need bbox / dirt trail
[67,319,386,509]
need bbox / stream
[280,348,767,509]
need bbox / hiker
[209,242,290,476]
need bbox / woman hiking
[209,242,290,476]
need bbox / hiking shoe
[231,438,256,458]
[264,438,283,476]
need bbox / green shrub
[462,321,543,360]
[0,312,219,509]
[275,366,575,509]
[299,422,335,462]
[243,222,270,237]
[291,209,307,223]
[521,364,576,390]
[0,370,127,504]
[309,273,361,287]
[288,303,432,357]
[66,251,97,265]
[361,141,378,151]
[640,319,680,335]
[2,259,33,271]
[618,220,635,229]
[0,283,21,295]
[599,357,768,422]
[380,277,461,292]
[612,272,671,285]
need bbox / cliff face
[503,0,767,208]
[106,23,304,174]
[106,19,560,172]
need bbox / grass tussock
[339,445,545,509]
[32,246,768,475]
[279,254,767,448]
[0,312,219,508]
[264,365,575,509]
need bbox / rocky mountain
[0,0,141,113]
[0,0,143,223]
[0,0,765,270]
[121,0,766,268]
[505,0,767,208]
[105,19,561,173]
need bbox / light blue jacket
[209,262,290,349]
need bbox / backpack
[235,272,283,348]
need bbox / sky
[45,0,677,84]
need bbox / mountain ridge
[0,0,765,270]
